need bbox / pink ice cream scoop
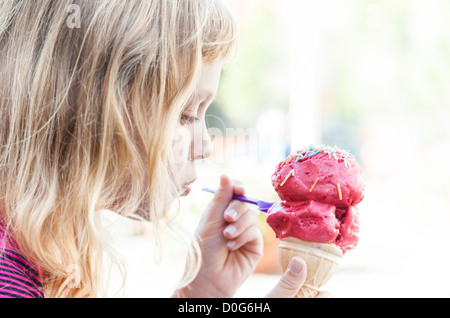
[266,145,365,253]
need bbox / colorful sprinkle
[336,183,342,200]
[279,157,288,168]
[279,144,359,170]
[309,177,319,193]
[308,150,320,157]
[280,169,294,187]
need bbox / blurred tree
[213,0,290,129]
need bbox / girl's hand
[173,175,331,298]
[176,175,263,297]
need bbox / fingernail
[225,225,236,236]
[288,257,302,275]
[225,209,237,220]
[227,241,236,249]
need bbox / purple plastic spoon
[202,188,274,213]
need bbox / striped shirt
[0,227,44,298]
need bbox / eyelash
[180,114,200,125]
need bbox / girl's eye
[180,114,200,125]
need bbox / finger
[223,208,259,240]
[223,200,250,223]
[231,179,245,196]
[265,257,307,298]
[204,175,234,220]
[226,225,262,251]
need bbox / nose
[191,124,213,161]
[201,135,213,160]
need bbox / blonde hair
[0,0,238,297]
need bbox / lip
[182,185,192,196]
[181,178,196,196]
[183,178,197,187]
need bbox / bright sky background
[108,0,450,298]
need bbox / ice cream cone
[278,237,343,298]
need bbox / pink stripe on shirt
[0,225,44,298]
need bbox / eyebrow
[183,92,214,113]
[192,90,216,106]
[204,92,216,103]
[199,87,216,98]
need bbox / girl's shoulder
[0,227,44,298]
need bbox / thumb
[213,174,233,207]
[202,175,233,221]
[266,257,307,298]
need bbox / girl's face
[172,61,222,196]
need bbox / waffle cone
[278,237,343,298]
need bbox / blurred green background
[112,0,450,298]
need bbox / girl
[0,0,308,298]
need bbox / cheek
[172,126,192,164]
